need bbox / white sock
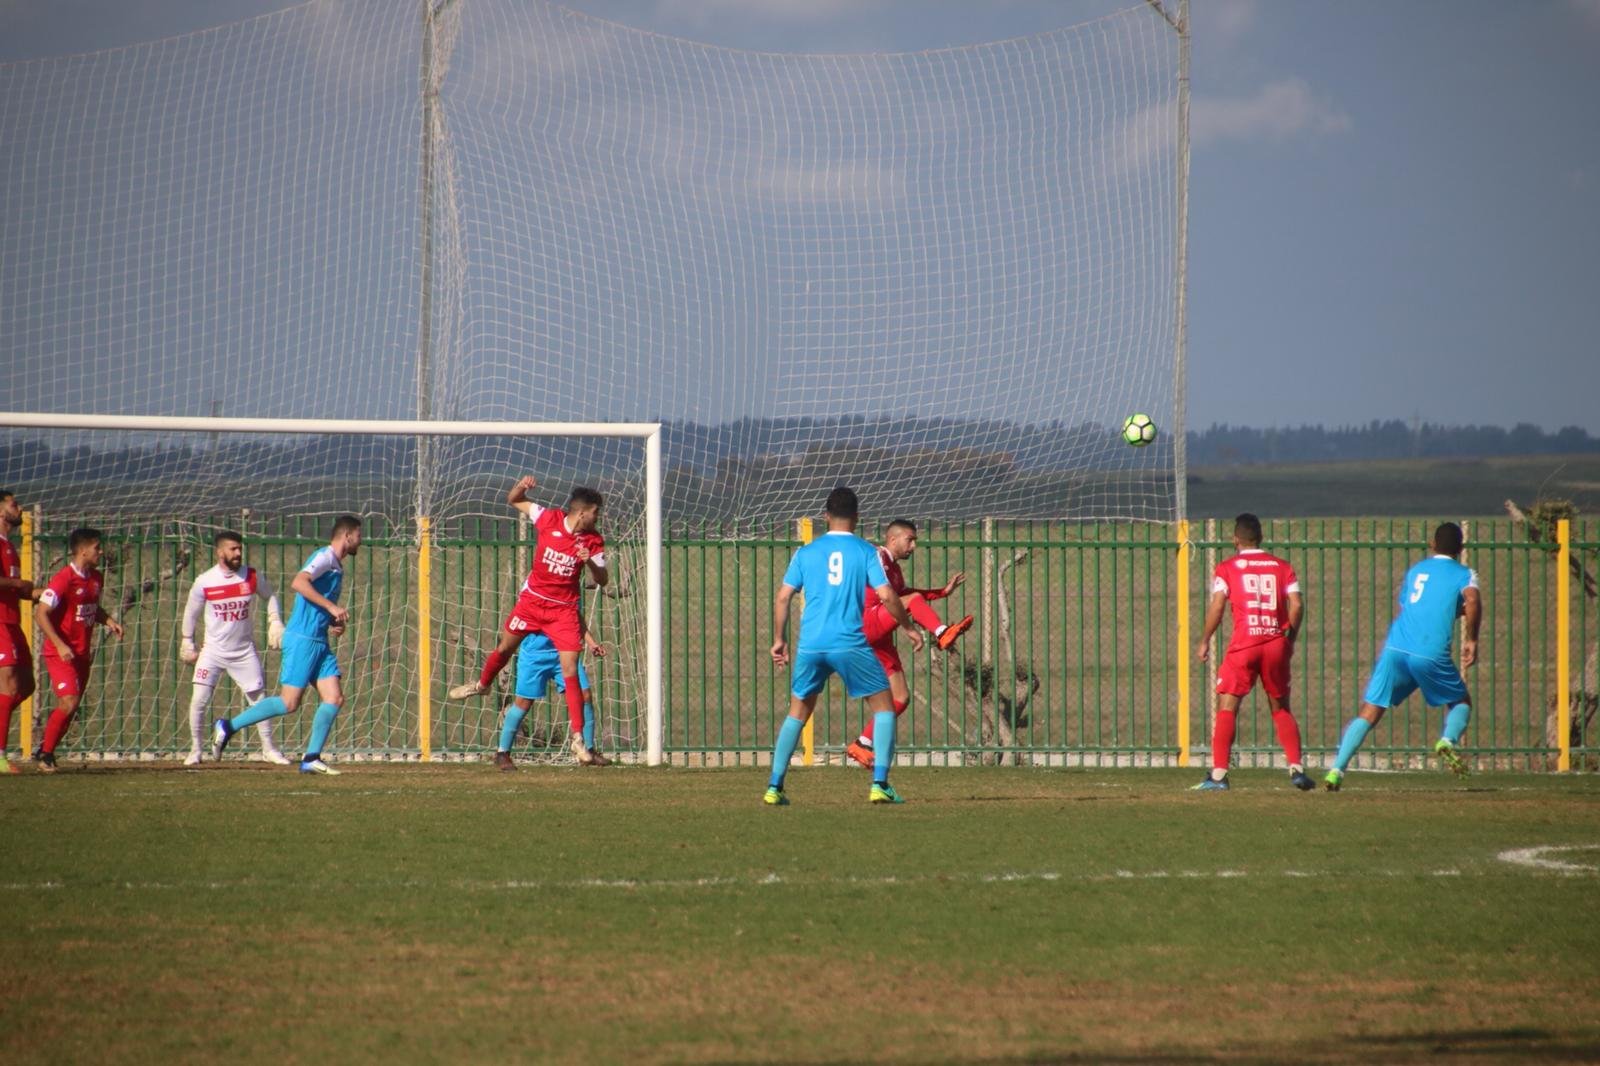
[1289,763,1304,775]
[187,687,212,752]
[1210,767,1227,781]
[934,624,947,637]
[857,735,873,748]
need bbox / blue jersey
[284,546,344,644]
[782,531,888,653]
[1385,555,1477,661]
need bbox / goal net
[0,416,661,762]
[2,0,1184,758]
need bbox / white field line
[2,859,1586,895]
[1495,844,1600,873]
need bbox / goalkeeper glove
[179,637,199,664]
[267,619,286,649]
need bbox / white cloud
[1192,79,1351,145]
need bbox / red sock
[906,596,944,634]
[0,693,15,750]
[1272,707,1303,766]
[563,680,586,734]
[41,708,73,754]
[478,648,511,688]
[1210,708,1236,772]
[860,698,908,742]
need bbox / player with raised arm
[0,490,45,774]
[178,530,289,765]
[210,515,362,775]
[1325,522,1481,791]
[33,527,124,772]
[448,477,609,766]
[492,629,609,770]
[1192,513,1312,791]
[844,518,971,769]
[766,487,918,806]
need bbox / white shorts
[192,646,266,695]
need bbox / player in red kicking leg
[447,477,609,765]
[845,519,971,768]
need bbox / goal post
[0,413,665,766]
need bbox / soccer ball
[1121,413,1157,447]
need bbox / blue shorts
[515,649,591,701]
[1361,647,1468,709]
[278,633,340,690]
[790,646,890,700]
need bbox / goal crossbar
[1,412,666,766]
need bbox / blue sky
[3,0,1597,433]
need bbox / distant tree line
[1187,420,1598,466]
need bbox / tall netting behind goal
[439,0,1181,523]
[2,0,1183,758]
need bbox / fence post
[1176,519,1190,767]
[797,517,814,765]
[1558,518,1570,772]
[19,507,36,757]
[417,515,433,762]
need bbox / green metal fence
[14,516,1595,770]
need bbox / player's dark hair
[1233,513,1263,546]
[825,486,859,520]
[68,527,101,553]
[568,486,604,511]
[1433,521,1464,557]
[886,518,917,536]
[0,489,13,504]
[214,529,243,547]
[330,515,362,538]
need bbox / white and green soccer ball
[1122,413,1158,447]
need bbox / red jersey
[0,536,22,626]
[1211,549,1299,651]
[40,562,104,657]
[520,506,605,606]
[861,544,945,609]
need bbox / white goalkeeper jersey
[182,564,281,657]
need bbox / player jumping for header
[1325,522,1482,791]
[34,528,124,772]
[210,515,362,775]
[767,487,918,805]
[1192,513,1312,791]
[0,490,45,774]
[448,477,609,766]
[845,518,971,769]
[179,529,289,765]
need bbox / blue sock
[227,695,288,732]
[304,702,340,759]
[582,700,595,750]
[499,704,526,752]
[1442,703,1471,744]
[872,710,896,786]
[1332,717,1372,772]
[768,716,804,790]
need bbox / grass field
[4,764,1599,1064]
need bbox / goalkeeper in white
[179,530,288,764]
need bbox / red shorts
[43,648,93,699]
[0,623,31,674]
[1216,638,1292,701]
[861,603,904,676]
[503,592,583,653]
